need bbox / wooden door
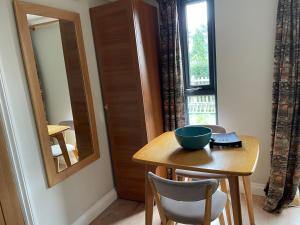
[0,121,25,225]
[90,0,148,201]
[133,0,163,141]
[0,204,5,225]
[133,0,166,178]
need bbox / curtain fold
[264,0,300,213]
[158,0,185,131]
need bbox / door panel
[0,203,5,225]
[133,0,163,141]
[90,0,147,201]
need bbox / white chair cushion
[51,144,75,157]
[161,190,227,224]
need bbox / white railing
[190,76,209,86]
[188,95,215,114]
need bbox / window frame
[178,0,218,124]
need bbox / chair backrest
[201,125,226,134]
[59,120,75,130]
[148,172,218,202]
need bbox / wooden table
[133,132,259,225]
[47,125,72,167]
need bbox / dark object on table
[210,132,242,148]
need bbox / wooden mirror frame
[13,0,100,186]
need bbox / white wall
[215,0,278,184]
[0,0,114,225]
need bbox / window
[178,0,217,125]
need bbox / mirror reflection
[27,14,94,173]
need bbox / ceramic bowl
[175,126,212,150]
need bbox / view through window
[180,0,217,125]
[186,2,210,86]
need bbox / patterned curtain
[264,0,300,213]
[158,0,186,131]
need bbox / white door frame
[0,63,35,225]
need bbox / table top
[47,125,70,136]
[133,132,259,176]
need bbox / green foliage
[189,113,216,125]
[189,26,209,79]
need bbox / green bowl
[175,126,212,150]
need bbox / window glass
[186,2,210,86]
[187,95,216,125]
[179,0,217,125]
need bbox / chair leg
[219,212,225,225]
[242,176,255,225]
[177,175,184,181]
[171,168,177,180]
[220,179,232,225]
[54,157,59,173]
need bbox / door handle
[104,104,108,111]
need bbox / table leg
[156,166,168,179]
[55,133,72,167]
[228,176,243,225]
[242,176,255,225]
[145,165,154,225]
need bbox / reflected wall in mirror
[14,0,100,186]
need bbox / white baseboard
[239,181,265,197]
[250,182,266,196]
[72,189,117,225]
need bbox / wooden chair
[51,120,78,172]
[148,172,227,225]
[175,125,255,225]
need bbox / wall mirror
[14,0,100,186]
